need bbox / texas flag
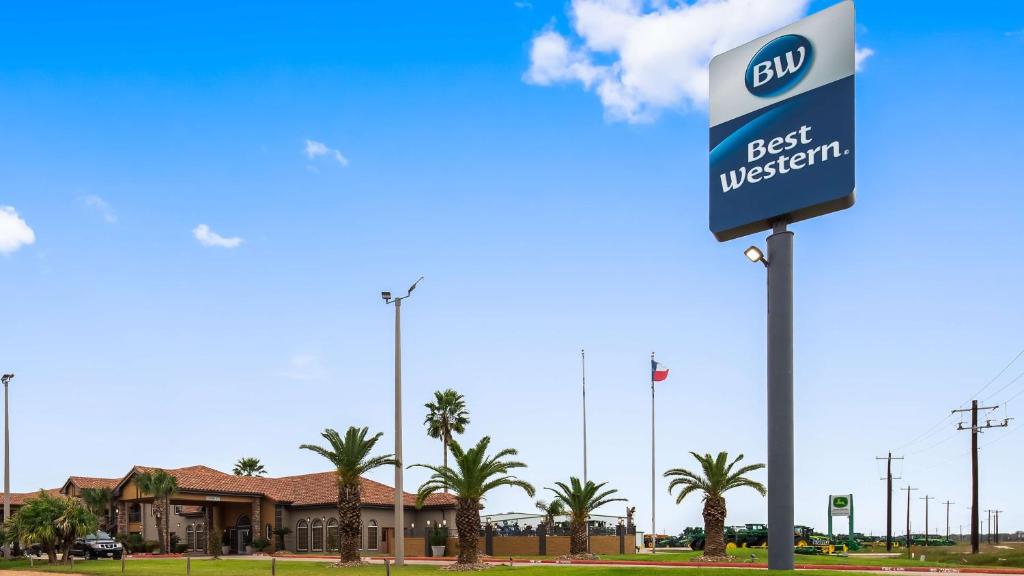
[652,360,669,382]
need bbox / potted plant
[244,531,253,555]
[429,525,447,557]
[221,530,231,556]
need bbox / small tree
[135,469,179,554]
[546,477,625,555]
[412,436,535,566]
[80,487,115,532]
[664,452,766,558]
[300,427,398,563]
[424,389,470,491]
[7,490,97,564]
[534,499,565,531]
[233,457,267,477]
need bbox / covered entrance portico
[115,469,272,555]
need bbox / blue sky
[2,0,1023,537]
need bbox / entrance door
[238,529,250,554]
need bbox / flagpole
[582,348,588,484]
[582,348,589,553]
[651,352,656,555]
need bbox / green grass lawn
[0,558,865,576]
[602,543,1024,568]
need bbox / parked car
[69,531,123,559]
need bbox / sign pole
[767,221,794,571]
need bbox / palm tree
[534,499,565,532]
[412,436,535,566]
[7,490,97,564]
[233,457,267,477]
[56,497,99,562]
[79,487,115,532]
[664,452,766,558]
[423,389,470,492]
[546,477,626,555]
[300,426,398,563]
[135,469,179,554]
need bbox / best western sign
[709,1,855,241]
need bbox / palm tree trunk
[455,498,481,564]
[702,495,728,557]
[338,483,361,562]
[443,436,449,493]
[154,502,166,554]
[165,496,172,553]
[569,520,588,555]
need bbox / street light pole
[2,373,13,560]
[382,278,422,567]
[747,222,794,571]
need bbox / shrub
[252,537,270,552]
[430,526,447,547]
[174,543,189,554]
[146,540,161,553]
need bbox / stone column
[117,501,128,536]
[251,497,261,549]
[209,505,221,557]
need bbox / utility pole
[877,453,903,551]
[920,495,934,546]
[581,348,589,553]
[901,486,917,557]
[952,400,1010,554]
[993,510,1002,544]
[985,510,993,544]
[942,501,955,540]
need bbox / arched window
[366,520,379,551]
[296,520,309,552]
[326,518,339,552]
[186,525,195,551]
[236,514,251,528]
[311,519,324,552]
[195,523,205,552]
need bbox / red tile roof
[9,488,63,506]
[67,476,120,490]
[118,465,456,509]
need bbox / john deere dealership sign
[709,1,855,241]
[830,494,852,517]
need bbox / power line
[969,345,1024,405]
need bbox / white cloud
[280,353,327,381]
[83,195,117,223]
[525,0,809,122]
[855,45,875,72]
[192,224,243,248]
[0,206,36,254]
[304,139,349,167]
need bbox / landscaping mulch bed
[441,562,493,571]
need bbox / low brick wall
[492,536,540,556]
[590,535,621,555]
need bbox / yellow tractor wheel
[726,542,738,551]
[796,539,808,548]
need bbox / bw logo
[745,34,813,97]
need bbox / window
[326,518,339,552]
[175,505,183,514]
[311,519,324,552]
[128,503,142,523]
[186,525,195,551]
[195,523,205,552]
[366,520,379,551]
[296,520,309,552]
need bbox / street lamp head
[744,246,768,267]
[381,291,392,303]
[1,374,12,385]
[406,276,424,297]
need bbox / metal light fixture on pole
[382,277,422,567]
[581,349,590,552]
